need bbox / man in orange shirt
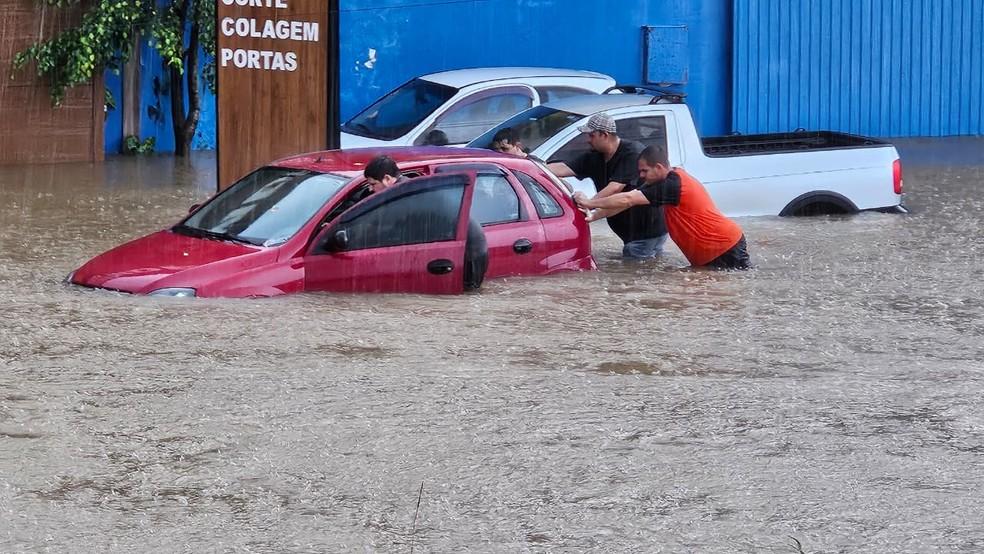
[574,144,751,269]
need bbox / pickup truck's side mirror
[326,228,349,252]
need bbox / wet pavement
[1,141,983,552]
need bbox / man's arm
[547,162,575,178]
[593,181,626,199]
[576,190,650,211]
[585,206,629,222]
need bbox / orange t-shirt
[639,169,743,266]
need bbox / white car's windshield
[176,167,349,246]
[342,78,458,140]
[468,106,583,153]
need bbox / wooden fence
[0,0,103,165]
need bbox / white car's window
[468,106,583,153]
[551,133,591,165]
[470,173,521,225]
[342,78,458,141]
[617,116,668,150]
[417,87,534,145]
[551,115,669,165]
[534,86,593,103]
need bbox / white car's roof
[421,67,614,88]
[540,93,656,115]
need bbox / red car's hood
[72,230,267,293]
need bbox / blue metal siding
[733,0,984,137]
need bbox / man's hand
[573,191,589,206]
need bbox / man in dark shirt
[548,113,667,259]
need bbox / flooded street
[2,141,983,552]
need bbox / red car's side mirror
[325,228,349,252]
[188,203,201,214]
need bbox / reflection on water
[2,144,984,552]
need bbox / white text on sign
[219,0,320,72]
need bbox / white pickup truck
[468,87,905,217]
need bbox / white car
[339,67,616,148]
[469,88,905,217]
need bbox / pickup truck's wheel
[780,191,859,217]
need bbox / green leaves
[12,0,217,105]
[123,134,155,154]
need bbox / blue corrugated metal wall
[733,0,984,137]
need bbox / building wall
[106,0,733,153]
[1,0,103,164]
[733,0,984,137]
[340,0,733,136]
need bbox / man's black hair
[492,127,519,145]
[423,129,449,146]
[364,155,400,180]
[639,144,670,167]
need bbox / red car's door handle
[513,239,533,254]
[427,259,454,275]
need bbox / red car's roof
[271,146,517,174]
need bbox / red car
[70,147,595,297]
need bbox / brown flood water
[1,141,984,552]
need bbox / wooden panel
[217,0,329,189]
[0,0,103,164]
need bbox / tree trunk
[170,0,201,157]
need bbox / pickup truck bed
[702,131,887,157]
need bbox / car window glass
[513,171,563,218]
[342,185,464,250]
[342,79,458,141]
[549,116,668,165]
[470,174,520,225]
[534,86,593,103]
[469,106,583,153]
[551,133,591,165]
[614,116,668,149]
[182,168,348,246]
[419,88,533,145]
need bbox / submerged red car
[70,147,595,297]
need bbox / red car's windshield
[177,167,350,246]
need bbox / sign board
[216,0,337,190]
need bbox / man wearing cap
[547,113,667,260]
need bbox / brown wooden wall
[0,0,104,165]
[217,0,328,189]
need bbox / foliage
[12,0,216,155]
[123,134,155,154]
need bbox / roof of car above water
[539,93,660,115]
[419,67,614,88]
[272,146,532,175]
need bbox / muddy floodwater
[1,140,983,552]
